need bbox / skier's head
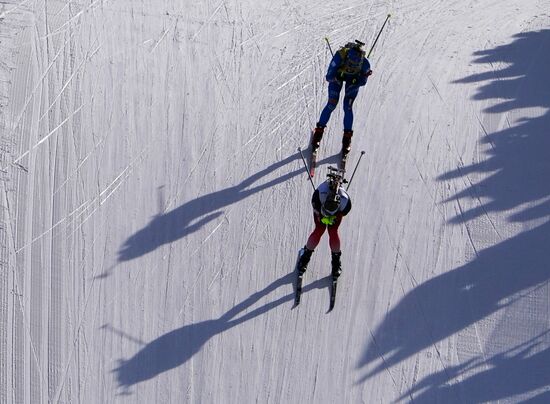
[322,193,341,216]
[345,40,365,50]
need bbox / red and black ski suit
[305,181,352,253]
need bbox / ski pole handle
[346,151,366,191]
[298,147,316,191]
[324,37,334,57]
[367,14,391,58]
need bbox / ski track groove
[436,110,504,241]
[41,0,105,40]
[149,26,170,54]
[191,1,224,41]
[59,145,149,244]
[13,104,85,165]
[178,212,232,315]
[52,137,106,196]
[452,192,480,258]
[242,98,304,147]
[366,329,404,399]
[3,29,78,169]
[37,43,101,123]
[52,231,102,404]
[383,221,459,396]
[2,181,46,401]
[0,0,32,19]
[244,100,305,163]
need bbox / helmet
[345,40,365,50]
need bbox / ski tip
[360,150,366,155]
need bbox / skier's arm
[325,52,343,82]
[341,199,352,216]
[358,58,372,86]
[311,190,322,212]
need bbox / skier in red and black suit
[297,177,352,278]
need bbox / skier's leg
[327,221,342,277]
[327,225,341,252]
[299,216,326,273]
[342,83,360,131]
[342,83,360,153]
[326,216,342,252]
[317,81,343,128]
[305,214,327,250]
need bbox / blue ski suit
[317,48,371,131]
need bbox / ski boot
[331,251,342,278]
[298,247,314,274]
[342,130,353,155]
[312,124,325,150]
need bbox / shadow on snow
[117,150,339,262]
[358,29,550,402]
[113,272,331,389]
[112,147,341,388]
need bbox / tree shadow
[358,222,550,384]
[112,272,331,390]
[357,29,550,401]
[117,150,340,262]
[398,332,550,403]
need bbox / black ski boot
[312,124,325,150]
[331,251,342,278]
[298,247,314,274]
[342,130,353,155]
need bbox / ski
[309,146,318,177]
[308,128,322,177]
[298,147,317,191]
[294,249,305,306]
[329,275,338,311]
[339,150,349,172]
[295,270,304,306]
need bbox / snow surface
[1,0,550,403]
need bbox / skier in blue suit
[312,40,372,155]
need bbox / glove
[321,215,337,225]
[357,70,373,86]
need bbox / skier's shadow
[112,272,330,389]
[117,150,340,263]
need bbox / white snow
[1,0,550,403]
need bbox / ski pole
[324,37,334,57]
[346,151,366,191]
[298,147,316,191]
[367,14,391,58]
